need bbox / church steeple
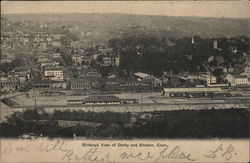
[191,36,194,44]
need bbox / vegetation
[0,57,26,73]
[0,108,248,138]
[110,36,249,77]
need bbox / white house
[44,67,64,81]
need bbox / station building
[162,87,223,97]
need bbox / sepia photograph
[0,1,249,162]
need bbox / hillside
[2,13,249,43]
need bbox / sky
[1,1,250,18]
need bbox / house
[208,56,214,63]
[111,55,120,66]
[215,56,224,65]
[44,66,64,81]
[161,77,169,86]
[115,56,120,66]
[152,78,162,87]
[100,55,120,67]
[0,71,6,80]
[102,57,112,67]
[77,68,101,78]
[51,40,61,47]
[51,53,62,60]
[99,48,113,55]
[37,56,49,63]
[72,54,84,65]
[41,61,59,68]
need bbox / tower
[213,40,218,49]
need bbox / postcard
[1,1,249,162]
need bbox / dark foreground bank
[0,108,249,138]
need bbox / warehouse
[67,96,138,105]
[162,87,223,97]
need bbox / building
[215,56,224,65]
[86,71,102,78]
[162,87,222,97]
[226,74,248,86]
[83,96,121,104]
[226,74,235,86]
[243,65,250,78]
[37,56,50,63]
[49,81,67,89]
[101,78,122,88]
[213,40,218,49]
[0,75,20,92]
[101,77,150,91]
[51,53,62,60]
[200,74,217,86]
[234,75,248,85]
[44,67,64,81]
[70,78,92,90]
[133,72,155,84]
[51,40,61,47]
[102,57,112,67]
[0,71,6,80]
[41,61,60,68]
[152,78,162,87]
[33,80,52,88]
[67,96,138,105]
[72,55,84,65]
[164,74,182,87]
[100,55,120,67]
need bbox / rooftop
[163,87,222,93]
[44,66,63,71]
[133,72,152,78]
[83,96,121,103]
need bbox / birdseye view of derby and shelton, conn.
[0,3,250,139]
